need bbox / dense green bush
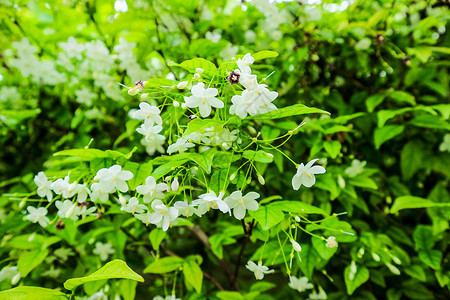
[0,0,448,299]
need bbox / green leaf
[54,148,126,161]
[124,161,153,190]
[413,225,435,250]
[18,248,49,277]
[252,50,279,61]
[349,176,378,190]
[0,108,41,126]
[390,196,450,214]
[183,118,226,137]
[0,286,68,300]
[298,244,321,279]
[410,115,450,130]
[183,256,203,293]
[143,256,184,274]
[243,150,273,163]
[419,249,442,270]
[177,58,217,78]
[323,141,341,159]
[400,141,424,180]
[366,94,386,112]
[247,104,329,120]
[387,91,416,106]
[118,280,138,300]
[344,265,370,295]
[64,260,144,291]
[189,148,216,173]
[312,237,337,260]
[248,205,284,230]
[216,291,245,300]
[149,229,167,250]
[374,125,404,149]
[151,158,189,180]
[269,201,328,216]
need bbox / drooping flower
[136,123,164,142]
[192,191,230,216]
[167,138,195,154]
[121,197,148,215]
[93,242,115,261]
[230,84,278,119]
[94,165,133,193]
[25,206,50,227]
[246,261,274,280]
[148,200,179,231]
[184,83,224,118]
[292,159,326,190]
[51,175,78,199]
[136,176,168,203]
[34,172,53,202]
[288,276,314,293]
[90,182,109,202]
[290,239,302,252]
[133,102,162,126]
[174,200,197,217]
[236,53,255,74]
[225,191,259,220]
[55,200,79,220]
[140,136,165,156]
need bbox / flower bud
[372,252,381,261]
[265,152,274,158]
[177,81,188,89]
[294,216,301,222]
[140,93,149,100]
[128,87,139,96]
[290,239,302,252]
[193,73,201,80]
[171,177,179,192]
[11,273,21,285]
[229,174,236,181]
[195,68,204,74]
[181,103,187,110]
[173,100,180,108]
[257,174,265,185]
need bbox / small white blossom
[94,165,133,193]
[133,102,162,126]
[78,205,97,220]
[246,261,274,280]
[136,176,168,203]
[236,53,255,74]
[326,236,338,248]
[177,81,189,89]
[75,88,96,106]
[192,191,230,216]
[225,191,259,220]
[55,200,79,220]
[345,160,366,177]
[51,175,78,199]
[174,200,197,217]
[171,177,179,192]
[93,242,115,261]
[148,200,179,231]
[167,138,195,154]
[289,276,314,293]
[34,172,53,202]
[290,239,302,252]
[230,84,278,119]
[136,123,164,142]
[121,197,148,215]
[140,136,166,156]
[292,159,326,190]
[0,266,21,285]
[90,182,109,202]
[184,83,224,118]
[25,206,50,227]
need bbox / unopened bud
[265,152,274,158]
[257,174,265,185]
[140,93,149,100]
[181,103,187,109]
[246,177,251,184]
[171,177,179,192]
[290,239,302,252]
[28,233,36,242]
[372,252,381,261]
[229,174,236,181]
[128,87,139,96]
[193,73,201,80]
[294,216,301,222]
[177,81,188,89]
[11,273,21,285]
[195,68,204,74]
[173,100,180,108]
[65,205,76,219]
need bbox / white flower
[0,266,21,285]
[171,177,179,192]
[58,37,84,60]
[25,206,50,227]
[345,159,366,177]
[439,134,450,152]
[184,83,224,118]
[290,239,302,252]
[230,84,278,119]
[292,159,326,190]
[51,175,78,199]
[308,287,327,300]
[121,197,148,214]
[192,191,230,216]
[136,176,168,203]
[55,200,79,220]
[205,30,222,43]
[90,182,109,202]
[167,138,195,154]
[326,236,338,248]
[246,261,274,280]
[94,165,133,193]
[140,136,166,156]
[78,205,97,220]
[174,200,197,217]
[236,53,255,74]
[34,172,53,202]
[148,200,179,231]
[136,123,164,142]
[93,242,115,261]
[133,102,162,126]
[225,191,259,220]
[75,183,90,203]
[288,276,314,293]
[177,81,189,89]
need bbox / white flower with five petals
[34,172,53,202]
[133,102,162,126]
[184,83,224,118]
[25,206,50,227]
[148,200,179,231]
[236,53,255,74]
[192,191,230,216]
[94,165,133,193]
[167,138,195,154]
[121,197,147,215]
[292,159,326,190]
[225,191,259,220]
[136,176,168,203]
[288,276,314,293]
[246,261,274,280]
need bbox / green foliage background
[0,0,449,299]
